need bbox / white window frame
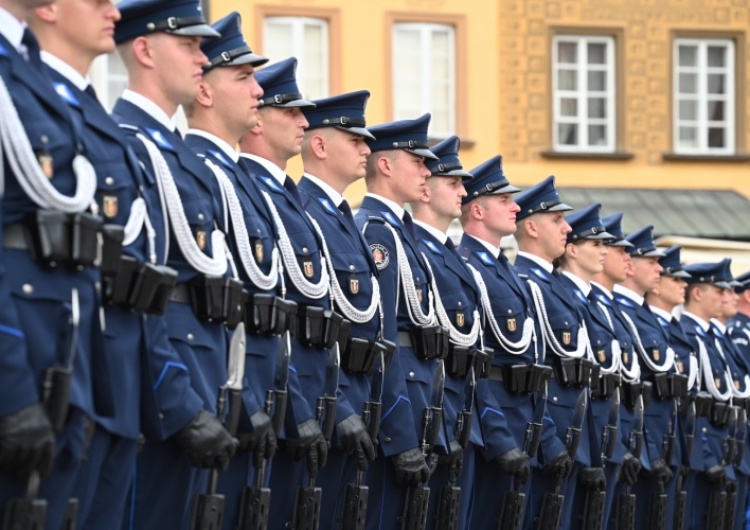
[673,38,735,155]
[263,16,329,100]
[392,22,456,138]
[89,52,128,112]
[552,35,616,152]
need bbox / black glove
[337,414,375,471]
[286,418,328,478]
[173,409,238,471]
[621,451,641,486]
[392,447,430,488]
[495,447,530,485]
[438,440,464,483]
[650,458,674,483]
[542,450,573,480]
[705,463,726,483]
[238,410,278,469]
[579,466,606,490]
[0,403,55,479]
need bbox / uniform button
[409,371,415,378]
[22,284,33,294]
[303,247,309,253]
[383,436,392,443]
[40,135,49,144]
[458,301,463,307]
[564,321,569,326]
[105,176,114,186]
[159,412,165,420]
[702,427,707,434]
[257,228,261,234]
[349,265,355,271]
[197,213,205,221]
[507,309,513,314]
[94,282,101,292]
[187,333,195,341]
[552,396,558,403]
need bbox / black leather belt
[170,283,191,304]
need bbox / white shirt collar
[465,234,501,258]
[591,281,612,299]
[650,305,673,323]
[365,193,405,221]
[682,310,709,332]
[121,89,176,132]
[239,153,287,185]
[185,129,238,163]
[0,8,25,51]
[414,220,448,244]
[302,173,344,206]
[711,318,727,334]
[561,271,590,297]
[613,284,645,306]
[516,251,553,273]
[40,52,89,91]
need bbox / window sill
[662,153,750,162]
[540,150,634,160]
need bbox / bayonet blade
[226,322,246,391]
[532,380,548,426]
[431,359,446,410]
[685,400,696,438]
[325,341,341,399]
[276,330,292,391]
[633,394,644,435]
[464,365,476,412]
[572,387,588,431]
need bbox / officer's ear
[376,154,394,178]
[521,217,539,240]
[309,133,327,159]
[194,80,212,108]
[32,3,57,24]
[131,36,155,68]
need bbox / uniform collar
[365,193,405,221]
[303,173,344,206]
[649,305,673,323]
[186,129,239,163]
[711,318,727,334]
[240,153,287,185]
[613,284,644,306]
[414,220,448,245]
[517,251,553,273]
[591,281,613,299]
[561,271,590,296]
[0,8,25,51]
[41,52,89,91]
[465,234,501,258]
[121,89,177,132]
[682,310,710,332]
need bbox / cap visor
[406,147,439,160]
[588,230,615,240]
[278,98,316,108]
[665,270,691,279]
[226,52,269,68]
[714,281,732,289]
[606,239,633,247]
[168,24,221,39]
[548,202,574,213]
[641,249,667,258]
[336,125,375,140]
[432,169,474,180]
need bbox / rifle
[400,359,445,530]
[290,342,339,530]
[673,401,695,530]
[191,322,246,530]
[615,394,644,530]
[499,379,547,530]
[2,289,82,530]
[582,386,621,530]
[339,349,386,529]
[536,387,588,530]
[647,398,677,530]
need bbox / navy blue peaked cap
[424,136,472,180]
[720,258,741,287]
[565,203,613,244]
[201,12,267,72]
[115,0,219,44]
[302,90,374,139]
[514,175,573,221]
[601,212,632,247]
[463,156,520,204]
[256,58,314,108]
[683,261,732,289]
[734,270,750,293]
[659,246,690,278]
[624,225,665,258]
[365,114,438,160]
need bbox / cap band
[205,45,253,69]
[392,140,429,150]
[258,92,303,107]
[145,15,205,32]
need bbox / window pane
[678,100,698,121]
[678,45,697,67]
[707,46,726,67]
[708,100,725,121]
[707,74,725,94]
[560,98,578,117]
[588,125,607,146]
[678,126,698,148]
[678,73,697,94]
[708,127,725,148]
[558,42,577,64]
[588,97,606,119]
[264,21,294,59]
[587,43,606,65]
[588,70,606,91]
[558,123,578,145]
[558,69,577,90]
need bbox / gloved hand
[705,463,726,483]
[621,451,641,486]
[542,450,573,480]
[438,440,464,483]
[286,418,328,478]
[495,447,530,485]
[238,410,278,469]
[392,447,430,488]
[579,466,606,490]
[173,409,238,471]
[0,403,55,479]
[650,458,674,483]
[337,414,375,471]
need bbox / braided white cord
[260,190,328,299]
[620,312,675,373]
[206,160,279,291]
[421,257,479,347]
[467,263,533,354]
[715,338,750,399]
[121,197,158,264]
[527,279,587,359]
[0,76,96,212]
[136,134,227,276]
[697,335,732,401]
[381,223,435,327]
[597,301,641,381]
[308,216,379,323]
[591,301,621,374]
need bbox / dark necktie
[402,210,417,239]
[445,237,455,250]
[588,291,597,305]
[21,28,42,69]
[283,176,303,205]
[84,84,99,103]
[338,199,354,222]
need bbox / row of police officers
[2,0,750,528]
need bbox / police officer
[459,156,542,530]
[412,136,483,530]
[0,0,81,526]
[183,13,284,529]
[513,176,589,530]
[112,1,239,526]
[557,203,624,530]
[237,57,331,530]
[353,114,438,530]
[297,90,381,527]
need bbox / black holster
[445,345,475,378]
[104,256,177,314]
[244,294,298,337]
[592,373,621,400]
[25,210,103,268]
[651,373,674,400]
[552,357,592,387]
[410,326,450,360]
[296,306,348,349]
[188,276,246,325]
